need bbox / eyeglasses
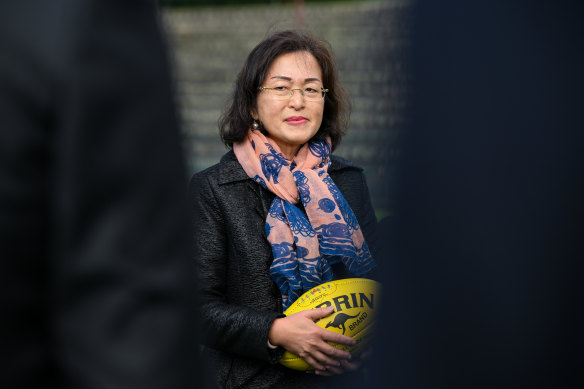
[257,86,329,102]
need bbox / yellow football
[279,278,381,371]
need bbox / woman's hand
[313,348,373,376]
[268,306,355,371]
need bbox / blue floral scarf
[233,129,376,309]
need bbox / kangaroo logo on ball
[325,312,360,335]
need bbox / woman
[191,30,378,388]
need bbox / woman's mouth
[285,116,308,125]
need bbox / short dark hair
[219,30,350,151]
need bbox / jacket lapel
[218,150,274,219]
[217,151,249,185]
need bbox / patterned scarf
[233,129,376,309]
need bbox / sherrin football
[279,278,381,371]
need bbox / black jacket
[190,150,378,388]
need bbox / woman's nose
[288,88,305,108]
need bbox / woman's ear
[250,108,258,121]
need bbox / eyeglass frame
[257,86,329,101]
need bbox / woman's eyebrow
[269,75,322,83]
[270,75,292,81]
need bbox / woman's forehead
[265,51,322,81]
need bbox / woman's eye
[274,86,288,91]
[305,88,318,94]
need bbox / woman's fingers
[313,360,343,376]
[298,307,368,375]
[305,349,341,369]
[270,307,360,372]
[314,356,362,376]
[304,356,325,371]
[317,338,352,360]
[302,350,336,371]
[314,369,334,376]
[304,305,335,320]
[317,364,344,376]
[298,340,346,370]
[339,358,361,372]
[320,327,356,347]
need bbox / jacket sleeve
[190,172,285,363]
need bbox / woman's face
[251,51,325,159]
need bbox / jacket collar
[217,149,362,185]
[218,150,249,185]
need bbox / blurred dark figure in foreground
[0,1,200,388]
[364,0,584,388]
